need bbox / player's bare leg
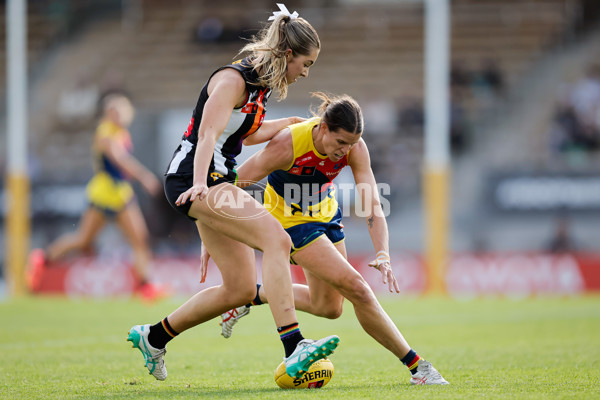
[229,236,446,383]
[116,202,166,300]
[47,207,106,261]
[129,184,338,379]
[27,207,106,291]
[167,222,260,331]
[294,271,345,319]
[175,184,298,328]
[292,238,412,359]
[294,238,447,384]
[227,237,410,356]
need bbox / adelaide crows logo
[301,166,316,175]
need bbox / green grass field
[1,295,599,399]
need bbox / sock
[147,317,179,349]
[246,284,263,307]
[401,349,421,375]
[277,322,304,358]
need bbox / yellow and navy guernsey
[86,120,135,215]
[166,57,271,185]
[265,117,349,254]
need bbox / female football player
[27,93,164,301]
[127,4,339,381]
[216,92,449,385]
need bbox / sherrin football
[274,358,334,389]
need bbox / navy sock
[400,349,421,375]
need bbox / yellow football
[274,358,334,389]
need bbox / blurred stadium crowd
[1,0,600,273]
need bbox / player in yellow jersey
[27,93,164,301]
[216,92,449,385]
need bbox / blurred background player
[214,92,448,385]
[27,93,164,301]
[127,4,339,382]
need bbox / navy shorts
[285,208,345,259]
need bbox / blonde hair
[311,92,363,135]
[238,12,320,100]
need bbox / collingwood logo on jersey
[210,172,224,181]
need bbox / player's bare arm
[348,139,400,293]
[97,136,160,195]
[176,70,244,205]
[236,129,295,187]
[243,117,306,146]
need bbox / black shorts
[164,173,235,220]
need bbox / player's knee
[220,275,256,307]
[240,284,257,304]
[281,232,292,249]
[346,276,376,305]
[223,281,256,305]
[272,229,292,251]
[316,303,343,319]
[259,222,291,251]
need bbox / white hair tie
[268,3,299,21]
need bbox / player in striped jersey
[128,4,339,381]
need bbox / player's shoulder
[211,67,246,86]
[294,116,320,129]
[96,120,119,139]
[352,137,369,154]
[348,137,370,165]
[221,57,262,86]
[208,67,247,100]
[290,117,320,139]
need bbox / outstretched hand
[368,251,400,293]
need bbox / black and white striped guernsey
[166,57,272,184]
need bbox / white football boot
[284,335,340,378]
[220,305,251,338]
[127,324,167,380]
[410,359,449,385]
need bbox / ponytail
[238,8,320,100]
